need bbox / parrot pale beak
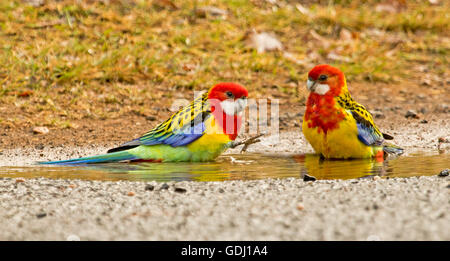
[235,97,247,113]
[306,78,317,92]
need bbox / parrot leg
[230,133,265,153]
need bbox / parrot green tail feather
[38,141,229,165]
[38,150,138,165]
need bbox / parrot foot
[230,133,265,153]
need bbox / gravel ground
[0,175,448,240]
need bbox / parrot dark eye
[319,75,328,81]
[226,91,234,98]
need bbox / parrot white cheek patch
[314,84,330,95]
[221,99,247,115]
[221,100,236,116]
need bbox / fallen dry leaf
[23,0,44,7]
[339,28,353,42]
[375,4,397,13]
[282,52,310,66]
[18,90,34,97]
[295,3,312,17]
[248,30,283,53]
[327,52,352,63]
[309,30,331,49]
[195,6,228,18]
[153,0,178,10]
[375,1,407,13]
[182,63,198,72]
[33,127,49,135]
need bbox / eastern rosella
[40,82,249,164]
[302,64,404,159]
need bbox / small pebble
[160,183,170,190]
[174,187,187,193]
[438,137,449,144]
[35,144,45,150]
[36,213,47,219]
[370,110,385,119]
[218,188,225,193]
[434,104,449,113]
[405,110,419,119]
[297,203,305,211]
[303,174,316,182]
[15,178,25,183]
[145,184,155,191]
[438,169,449,177]
[420,119,428,124]
[127,191,135,196]
[373,176,381,181]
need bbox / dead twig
[230,133,265,153]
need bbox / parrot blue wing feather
[350,110,384,146]
[356,122,382,146]
[138,116,207,147]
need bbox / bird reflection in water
[293,154,388,180]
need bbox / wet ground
[0,152,448,182]
[1,119,449,182]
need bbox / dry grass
[0,0,448,128]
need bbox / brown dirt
[1,81,449,150]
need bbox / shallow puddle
[0,152,448,182]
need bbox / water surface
[0,152,448,182]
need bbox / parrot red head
[307,64,346,97]
[207,82,248,140]
[208,82,248,116]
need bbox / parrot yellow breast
[302,113,378,159]
[186,115,232,161]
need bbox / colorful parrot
[39,82,249,164]
[302,64,404,159]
